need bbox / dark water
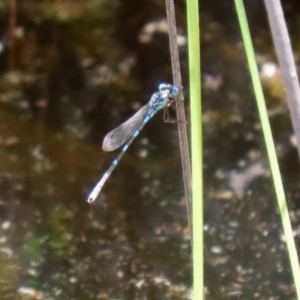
[0,1,299,299]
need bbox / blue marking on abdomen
[143,115,151,123]
[133,130,140,138]
[122,144,129,152]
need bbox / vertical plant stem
[186,0,203,298]
[165,0,192,231]
[263,0,300,164]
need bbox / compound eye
[158,83,168,91]
[172,86,179,95]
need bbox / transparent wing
[102,103,151,152]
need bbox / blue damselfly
[87,83,180,203]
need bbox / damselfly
[87,83,180,203]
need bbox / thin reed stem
[165,0,192,233]
[263,0,300,164]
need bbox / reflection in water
[228,161,266,198]
[139,19,186,46]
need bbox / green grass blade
[186,0,203,298]
[235,0,300,298]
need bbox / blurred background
[0,0,300,299]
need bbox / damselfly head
[158,83,180,97]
